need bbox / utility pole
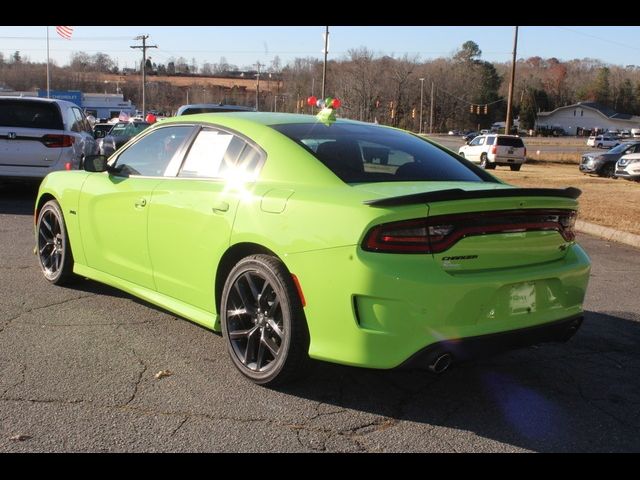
[429,81,435,134]
[130,35,157,118]
[255,61,263,111]
[505,26,519,135]
[321,26,329,100]
[419,78,425,134]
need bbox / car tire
[480,153,488,169]
[597,143,603,149]
[36,200,76,285]
[601,163,616,178]
[459,152,465,158]
[510,164,522,171]
[220,254,310,386]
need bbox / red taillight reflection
[64,162,72,171]
[41,134,75,148]
[362,210,577,254]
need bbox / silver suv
[458,134,527,171]
[0,97,98,180]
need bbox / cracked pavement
[1,182,639,452]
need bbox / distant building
[536,102,640,134]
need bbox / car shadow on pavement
[277,310,640,452]
[0,182,39,215]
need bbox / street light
[103,79,121,94]
[419,78,425,134]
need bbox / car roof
[176,103,255,115]
[160,111,367,128]
[0,95,77,108]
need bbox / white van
[631,128,640,138]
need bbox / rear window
[271,122,498,184]
[496,136,524,147]
[0,100,63,130]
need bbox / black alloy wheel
[220,255,309,386]
[36,200,76,285]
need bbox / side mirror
[94,130,106,139]
[84,155,109,172]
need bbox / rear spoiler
[364,187,581,207]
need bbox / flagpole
[46,26,50,98]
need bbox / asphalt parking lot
[1,183,639,452]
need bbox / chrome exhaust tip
[428,353,452,374]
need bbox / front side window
[485,136,496,145]
[111,126,193,177]
[271,122,497,184]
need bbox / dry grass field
[492,163,640,235]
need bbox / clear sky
[2,26,640,70]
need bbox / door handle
[211,200,229,213]
[135,198,147,208]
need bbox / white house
[536,102,640,134]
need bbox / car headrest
[315,140,364,177]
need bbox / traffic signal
[412,107,416,119]
[470,104,474,113]
[375,99,380,108]
[476,105,481,114]
[484,104,488,114]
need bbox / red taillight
[364,219,431,253]
[491,145,497,155]
[41,134,75,148]
[362,210,577,254]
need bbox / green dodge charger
[34,112,591,385]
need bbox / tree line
[2,41,640,131]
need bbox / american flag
[56,26,73,40]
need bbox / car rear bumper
[286,241,591,369]
[400,314,582,369]
[490,155,525,165]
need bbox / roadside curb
[576,220,640,249]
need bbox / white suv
[458,134,526,171]
[0,97,98,180]
[615,153,640,181]
[586,135,619,149]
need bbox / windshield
[110,122,150,136]
[271,122,497,184]
[607,143,635,154]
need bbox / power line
[554,26,640,54]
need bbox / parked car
[463,131,478,143]
[615,153,640,181]
[97,121,151,157]
[92,122,113,139]
[0,96,98,180]
[458,134,527,170]
[579,141,640,178]
[35,112,590,385]
[586,135,620,149]
[176,103,255,116]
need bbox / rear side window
[0,100,63,130]
[271,122,498,184]
[485,137,496,145]
[496,137,524,147]
[178,127,265,179]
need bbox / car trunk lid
[360,182,579,271]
